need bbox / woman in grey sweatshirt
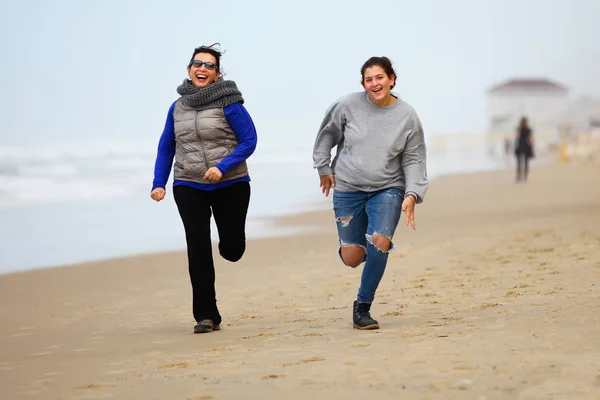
[312,56,428,330]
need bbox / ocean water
[0,135,503,274]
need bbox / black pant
[516,153,530,181]
[173,182,251,325]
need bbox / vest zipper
[195,111,211,173]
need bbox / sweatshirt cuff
[317,166,332,176]
[405,191,420,204]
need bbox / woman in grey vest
[312,56,428,330]
[151,43,258,334]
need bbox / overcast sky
[0,0,598,145]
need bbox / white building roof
[488,78,568,93]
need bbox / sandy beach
[1,161,599,400]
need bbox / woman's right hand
[150,188,166,202]
[319,174,336,197]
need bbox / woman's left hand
[204,167,223,181]
[402,195,417,230]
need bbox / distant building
[486,78,570,155]
[563,96,600,134]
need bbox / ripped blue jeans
[333,187,404,303]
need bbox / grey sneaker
[353,300,379,330]
[194,319,221,334]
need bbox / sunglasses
[189,60,217,71]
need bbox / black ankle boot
[353,300,379,330]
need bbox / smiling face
[362,65,396,106]
[187,52,220,88]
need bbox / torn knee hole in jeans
[338,242,366,267]
[365,233,395,253]
[336,215,353,227]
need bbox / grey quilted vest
[173,100,248,184]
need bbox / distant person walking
[312,56,428,330]
[514,116,534,183]
[150,43,258,334]
[503,136,512,166]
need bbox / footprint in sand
[396,332,426,339]
[319,306,349,311]
[73,383,115,389]
[237,313,264,320]
[285,318,316,323]
[453,364,480,372]
[474,303,501,310]
[239,332,276,340]
[157,361,193,370]
[294,333,326,337]
[441,317,462,323]
[206,347,235,352]
[261,374,285,380]
[281,356,325,367]
[382,311,402,318]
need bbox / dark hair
[188,42,223,72]
[519,116,529,129]
[360,56,396,89]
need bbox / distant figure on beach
[504,136,512,166]
[514,116,535,183]
[312,56,428,330]
[150,43,257,334]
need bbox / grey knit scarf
[176,78,244,110]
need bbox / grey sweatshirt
[312,91,428,203]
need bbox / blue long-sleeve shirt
[152,101,258,191]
